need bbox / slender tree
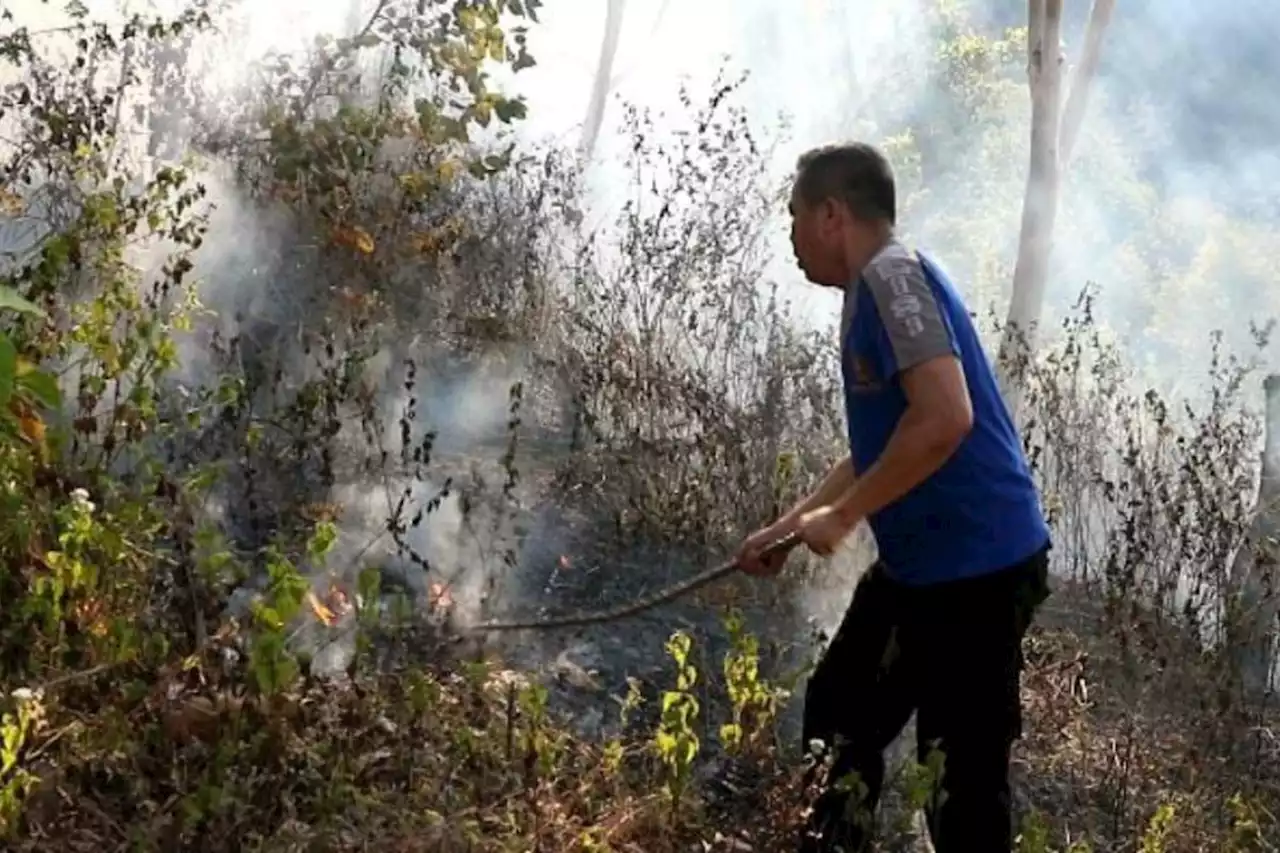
[581,0,626,160]
[998,0,1116,408]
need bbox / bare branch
[1058,0,1115,166]
[581,0,626,161]
[607,0,669,91]
[293,0,392,121]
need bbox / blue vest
[840,240,1050,585]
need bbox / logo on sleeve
[875,257,927,338]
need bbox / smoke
[187,194,534,662]
[473,0,1280,646]
[508,0,1280,394]
[0,0,561,676]
[8,0,1280,677]
[10,0,1278,411]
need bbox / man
[736,141,1052,853]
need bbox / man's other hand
[736,524,795,577]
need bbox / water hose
[465,531,802,632]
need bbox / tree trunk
[339,0,365,110]
[1228,374,1280,696]
[997,0,1115,411]
[996,0,1063,409]
[602,0,669,93]
[581,0,626,161]
[1059,0,1115,167]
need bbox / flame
[428,582,453,612]
[308,580,356,627]
[330,223,376,255]
[559,554,571,570]
[307,590,338,627]
[74,597,110,637]
[327,583,351,615]
[302,502,341,522]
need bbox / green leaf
[0,285,42,317]
[493,97,527,124]
[0,334,15,410]
[17,369,60,409]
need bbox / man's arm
[832,356,972,526]
[776,454,856,532]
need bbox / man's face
[788,186,845,287]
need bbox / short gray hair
[793,142,897,225]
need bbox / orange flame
[559,555,571,570]
[307,590,338,627]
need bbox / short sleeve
[862,246,958,377]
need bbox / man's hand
[736,523,797,577]
[736,455,857,577]
[797,504,861,556]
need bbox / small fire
[559,554,572,570]
[307,591,337,627]
[301,502,341,523]
[308,581,355,627]
[73,597,110,637]
[428,582,453,612]
[327,583,352,615]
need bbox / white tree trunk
[340,0,365,110]
[998,0,1115,411]
[1229,374,1280,696]
[997,0,1063,409]
[603,0,669,93]
[1059,0,1115,167]
[344,0,364,42]
[581,0,626,161]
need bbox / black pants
[799,547,1050,853]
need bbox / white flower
[70,488,95,514]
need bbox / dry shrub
[1004,297,1280,848]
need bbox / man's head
[789,142,896,288]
